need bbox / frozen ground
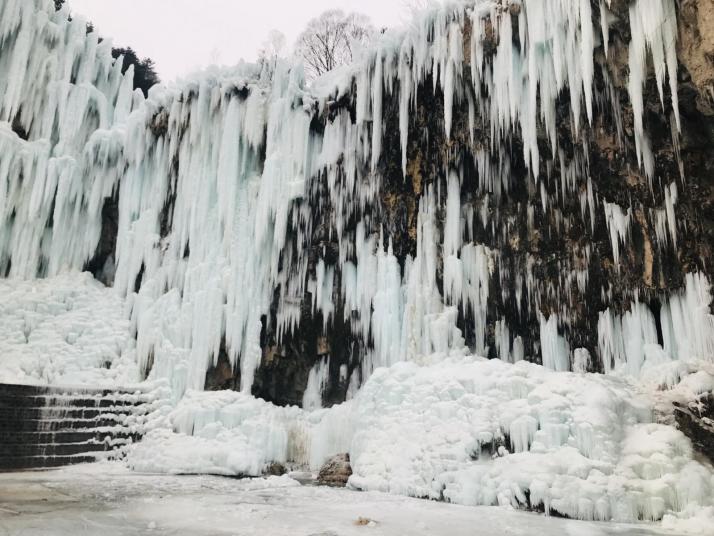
[0,463,679,536]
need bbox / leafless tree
[257,29,287,80]
[401,0,439,23]
[295,10,374,80]
[259,30,287,63]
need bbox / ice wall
[0,0,137,279]
[0,0,712,403]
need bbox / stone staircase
[0,383,153,471]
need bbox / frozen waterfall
[0,0,712,404]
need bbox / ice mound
[127,387,354,475]
[126,356,714,526]
[347,358,714,522]
[128,390,304,476]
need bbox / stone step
[0,383,149,399]
[0,394,147,410]
[0,382,152,472]
[2,430,140,445]
[0,384,67,397]
[0,441,119,458]
[0,417,131,432]
[0,455,100,471]
[0,406,136,422]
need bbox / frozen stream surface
[0,463,680,536]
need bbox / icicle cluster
[598,273,714,376]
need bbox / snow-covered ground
[0,463,681,536]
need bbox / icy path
[0,463,677,536]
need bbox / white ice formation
[127,356,714,526]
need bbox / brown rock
[354,517,378,526]
[317,453,353,487]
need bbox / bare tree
[259,30,287,63]
[295,10,374,80]
[401,0,439,23]
[257,29,287,81]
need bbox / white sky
[67,0,411,84]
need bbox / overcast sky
[68,0,412,84]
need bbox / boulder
[317,453,352,487]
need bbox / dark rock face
[189,2,714,406]
[675,393,714,463]
[252,271,360,408]
[206,292,359,407]
[85,193,119,286]
[317,453,353,487]
[204,347,240,392]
